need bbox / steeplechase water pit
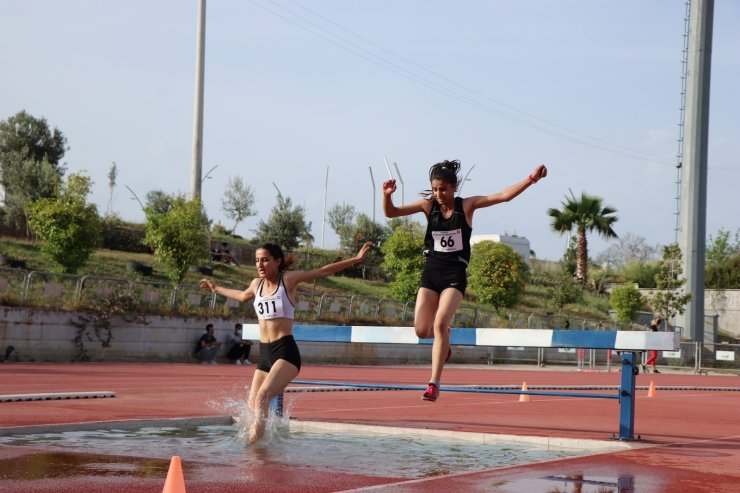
[0,392,631,483]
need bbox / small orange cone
[647,381,656,398]
[519,382,530,402]
[162,455,186,493]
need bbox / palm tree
[548,191,618,285]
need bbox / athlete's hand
[354,241,373,263]
[200,279,216,292]
[382,179,397,196]
[530,163,547,182]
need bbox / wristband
[528,174,537,184]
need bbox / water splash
[206,383,296,447]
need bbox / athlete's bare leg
[414,287,439,339]
[428,288,463,383]
[248,360,299,444]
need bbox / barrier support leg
[269,392,284,417]
[614,352,639,441]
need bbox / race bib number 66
[432,229,463,252]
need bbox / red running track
[1,363,739,492]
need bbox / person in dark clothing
[382,159,547,402]
[226,323,253,365]
[194,323,221,364]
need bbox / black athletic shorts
[257,334,302,372]
[419,256,467,295]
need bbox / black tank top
[423,196,472,266]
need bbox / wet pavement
[1,363,739,492]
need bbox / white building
[470,234,531,264]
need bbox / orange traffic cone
[162,455,186,493]
[519,382,530,402]
[647,381,656,398]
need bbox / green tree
[145,190,176,215]
[0,110,67,166]
[337,213,388,279]
[327,203,356,236]
[380,222,425,302]
[468,241,530,313]
[618,259,660,289]
[2,152,62,234]
[338,213,386,252]
[649,244,692,323]
[705,254,740,289]
[704,229,740,288]
[221,176,257,234]
[253,194,312,249]
[144,195,210,285]
[706,228,740,265]
[548,191,618,285]
[561,236,577,277]
[610,284,645,323]
[0,111,69,231]
[27,173,101,274]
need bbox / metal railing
[0,267,740,373]
[0,266,636,330]
[3,266,736,372]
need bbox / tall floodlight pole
[383,156,395,181]
[190,0,207,200]
[321,167,329,249]
[678,0,713,343]
[392,161,404,205]
[368,166,376,222]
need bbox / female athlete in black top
[382,159,547,401]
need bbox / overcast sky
[1,0,738,261]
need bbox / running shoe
[422,383,439,402]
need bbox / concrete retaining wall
[0,307,494,365]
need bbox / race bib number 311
[432,229,463,252]
[256,294,285,319]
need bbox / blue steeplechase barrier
[242,325,679,441]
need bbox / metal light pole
[321,166,329,249]
[190,0,207,200]
[392,161,404,205]
[678,0,714,343]
[368,166,376,222]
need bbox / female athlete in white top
[200,241,372,444]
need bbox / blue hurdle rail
[247,324,680,441]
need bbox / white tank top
[253,275,295,320]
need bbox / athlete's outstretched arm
[289,241,373,285]
[382,179,428,218]
[200,277,258,302]
[465,164,547,212]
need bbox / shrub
[609,284,644,323]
